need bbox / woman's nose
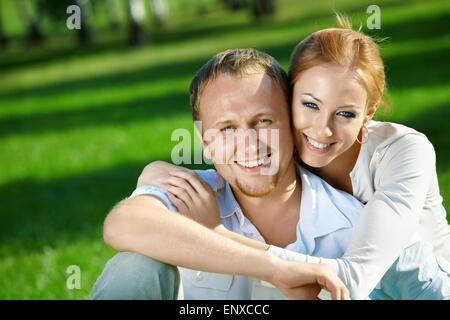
[314,116,333,138]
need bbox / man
[91,49,449,300]
[91,48,349,300]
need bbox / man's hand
[272,259,350,300]
[160,170,222,229]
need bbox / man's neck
[232,160,302,247]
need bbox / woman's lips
[303,134,335,154]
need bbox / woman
[139,15,450,299]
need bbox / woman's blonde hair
[288,13,389,112]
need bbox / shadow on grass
[0,158,213,258]
[384,46,450,91]
[0,93,190,137]
[0,56,204,101]
[401,102,450,172]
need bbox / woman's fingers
[160,175,197,202]
[316,264,349,300]
[169,170,218,198]
[166,192,190,215]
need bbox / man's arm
[104,195,272,278]
[103,194,349,299]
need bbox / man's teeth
[307,137,331,149]
[237,155,270,168]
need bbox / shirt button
[196,272,203,282]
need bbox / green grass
[0,0,449,299]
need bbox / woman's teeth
[237,155,270,168]
[306,136,331,149]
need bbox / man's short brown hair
[189,48,290,121]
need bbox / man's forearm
[214,225,270,251]
[104,195,277,283]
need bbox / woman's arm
[269,134,444,299]
[336,134,438,298]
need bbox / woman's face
[292,62,372,168]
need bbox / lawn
[0,0,449,299]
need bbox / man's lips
[235,154,272,171]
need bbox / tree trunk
[16,0,44,43]
[251,0,276,19]
[105,0,120,30]
[149,0,168,27]
[75,0,93,44]
[127,0,147,45]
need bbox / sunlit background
[0,0,449,299]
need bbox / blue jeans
[369,241,450,300]
[91,252,180,300]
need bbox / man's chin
[235,179,276,198]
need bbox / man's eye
[221,126,234,132]
[302,102,318,109]
[257,119,272,125]
[337,111,356,118]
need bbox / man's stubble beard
[234,174,278,197]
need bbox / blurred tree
[149,0,169,27]
[127,0,147,45]
[222,0,246,10]
[0,0,8,48]
[105,0,121,30]
[251,0,276,19]
[41,0,93,44]
[16,0,44,43]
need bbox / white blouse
[269,120,450,299]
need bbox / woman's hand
[160,170,222,229]
[272,259,350,300]
[137,161,191,188]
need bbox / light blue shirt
[130,164,449,299]
[131,164,365,299]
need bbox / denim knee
[376,241,450,300]
[91,252,180,300]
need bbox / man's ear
[195,127,212,160]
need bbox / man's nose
[235,128,260,158]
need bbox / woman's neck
[309,141,361,195]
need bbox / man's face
[198,72,294,197]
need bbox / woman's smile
[302,134,336,154]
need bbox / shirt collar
[194,169,245,224]
[294,163,360,254]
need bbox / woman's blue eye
[302,102,318,109]
[337,111,356,118]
